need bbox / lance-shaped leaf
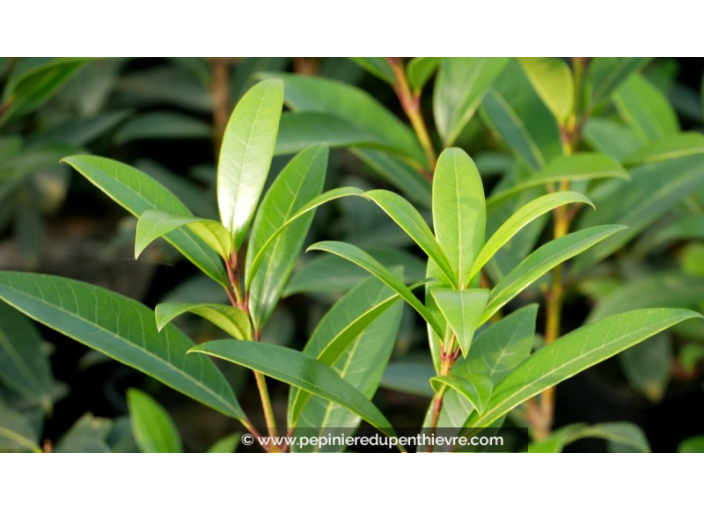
[290,273,410,426]
[308,241,442,336]
[190,340,397,437]
[245,145,327,329]
[0,403,42,453]
[433,148,485,287]
[290,276,403,451]
[261,72,426,166]
[363,189,455,285]
[62,155,228,288]
[486,153,628,208]
[217,79,283,249]
[433,58,508,145]
[587,57,651,107]
[54,413,112,453]
[245,186,365,290]
[135,210,232,260]
[207,433,242,453]
[127,388,183,453]
[480,59,562,170]
[0,302,55,411]
[430,374,493,415]
[528,422,650,453]
[407,57,439,92]
[624,132,704,166]
[614,74,679,142]
[0,272,244,420]
[349,57,396,84]
[431,288,489,357]
[481,225,627,323]
[518,57,574,124]
[155,302,252,340]
[583,118,643,161]
[473,192,594,280]
[465,308,702,430]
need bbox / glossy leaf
[127,388,183,453]
[308,240,442,336]
[430,374,493,415]
[587,57,650,106]
[466,309,702,429]
[349,57,396,84]
[135,210,232,260]
[474,191,594,279]
[246,146,327,329]
[486,153,628,208]
[190,340,397,436]
[480,59,562,170]
[529,422,650,453]
[62,155,228,287]
[246,186,365,290]
[0,272,244,420]
[207,433,241,453]
[116,111,211,143]
[407,57,439,91]
[217,79,283,249]
[432,288,489,357]
[624,132,704,166]
[0,302,55,410]
[482,225,626,323]
[364,189,455,285]
[614,74,679,142]
[620,333,672,403]
[518,57,574,124]
[433,148,485,287]
[155,302,252,340]
[434,58,508,145]
[262,73,426,166]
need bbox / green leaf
[190,341,397,436]
[1,58,92,124]
[55,413,112,453]
[614,74,679,142]
[433,148,486,287]
[529,422,650,453]
[127,388,183,453]
[246,186,365,291]
[246,146,327,329]
[407,57,439,92]
[308,241,442,335]
[363,189,455,285]
[482,225,627,323]
[349,57,396,84]
[62,155,228,288]
[486,153,628,208]
[115,111,212,143]
[518,57,574,124]
[466,308,702,430]
[135,210,232,260]
[431,288,489,357]
[381,358,435,397]
[583,118,643,162]
[155,302,252,340]
[207,433,241,453]
[262,72,426,166]
[620,333,672,403]
[624,132,704,166]
[480,59,562,170]
[433,57,508,145]
[430,374,493,415]
[678,436,704,453]
[290,276,403,451]
[275,112,396,155]
[576,154,704,269]
[475,192,594,279]
[0,302,55,411]
[467,305,537,384]
[0,403,41,453]
[0,272,244,420]
[587,57,651,107]
[217,79,283,249]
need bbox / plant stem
[386,57,437,175]
[210,57,231,155]
[426,333,457,452]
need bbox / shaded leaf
[127,388,183,453]
[155,302,251,340]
